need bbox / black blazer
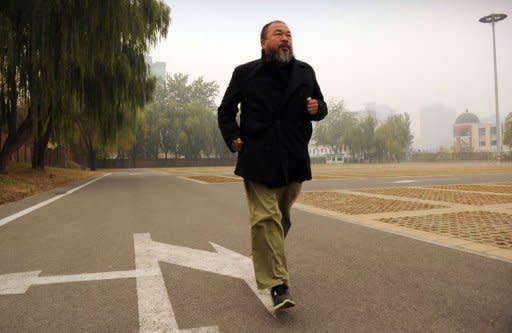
[218,58,328,187]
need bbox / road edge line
[0,173,111,227]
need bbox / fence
[1,132,72,166]
[81,157,238,169]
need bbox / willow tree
[75,48,157,170]
[313,100,347,155]
[140,74,219,159]
[375,114,414,162]
[0,0,170,173]
[504,113,512,151]
[0,3,33,173]
[358,116,377,161]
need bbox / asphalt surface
[0,169,511,332]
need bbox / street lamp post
[479,13,507,159]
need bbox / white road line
[0,173,111,227]
[389,180,417,184]
[177,176,209,184]
[36,270,150,284]
[0,269,155,295]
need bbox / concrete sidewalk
[296,182,512,263]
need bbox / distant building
[347,108,376,122]
[453,109,507,153]
[144,56,166,79]
[418,104,456,151]
[364,103,396,123]
[308,141,343,163]
[308,107,378,163]
[344,103,379,123]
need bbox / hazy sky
[150,0,512,140]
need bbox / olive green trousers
[243,179,302,290]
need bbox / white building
[308,141,343,163]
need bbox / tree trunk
[31,140,44,170]
[0,116,33,174]
[0,154,8,175]
[132,146,136,168]
[87,147,97,171]
[0,127,4,174]
[31,114,53,170]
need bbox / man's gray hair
[260,20,286,42]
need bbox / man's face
[261,22,293,63]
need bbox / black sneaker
[271,284,296,311]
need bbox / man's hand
[306,97,319,115]
[231,137,244,152]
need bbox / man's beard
[265,47,294,64]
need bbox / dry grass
[0,162,97,205]
[310,162,512,179]
[159,162,512,179]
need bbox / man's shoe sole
[273,299,296,311]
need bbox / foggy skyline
[418,104,456,151]
[149,0,512,146]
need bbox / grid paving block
[356,187,512,205]
[380,211,512,249]
[298,191,443,215]
[186,175,241,183]
[428,184,512,194]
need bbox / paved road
[0,169,511,332]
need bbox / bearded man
[217,20,327,311]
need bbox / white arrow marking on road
[0,233,272,332]
[149,234,273,311]
[0,271,42,295]
[135,233,273,332]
